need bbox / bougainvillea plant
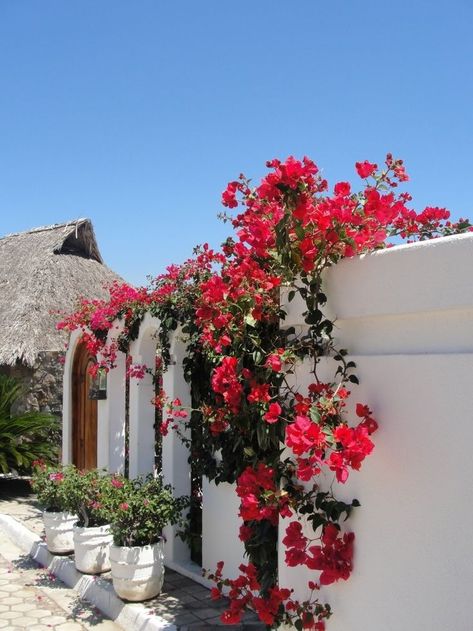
[58,154,472,629]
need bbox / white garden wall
[279,233,473,631]
[61,232,473,630]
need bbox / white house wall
[279,233,473,631]
[202,479,245,582]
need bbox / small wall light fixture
[89,367,107,400]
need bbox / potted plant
[65,467,125,574]
[30,462,77,554]
[109,475,188,601]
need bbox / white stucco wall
[128,313,161,479]
[202,479,245,581]
[279,233,473,631]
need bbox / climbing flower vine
[58,154,472,629]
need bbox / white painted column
[202,479,245,579]
[96,324,127,473]
[61,329,83,465]
[128,314,161,479]
[161,329,192,566]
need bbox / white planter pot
[73,523,112,574]
[110,540,165,601]
[43,511,76,554]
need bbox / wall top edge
[355,231,473,261]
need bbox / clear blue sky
[1,0,472,285]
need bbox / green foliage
[0,375,59,474]
[109,475,188,548]
[61,467,125,528]
[30,463,76,512]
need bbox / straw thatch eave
[0,219,124,367]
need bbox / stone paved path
[0,529,120,631]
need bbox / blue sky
[1,0,472,285]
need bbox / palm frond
[0,374,60,474]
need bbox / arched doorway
[71,341,97,470]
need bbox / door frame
[71,340,98,470]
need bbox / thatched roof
[0,219,124,367]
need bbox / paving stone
[183,585,213,597]
[2,596,22,605]
[171,592,200,605]
[41,614,68,625]
[12,589,36,598]
[35,609,54,618]
[57,623,91,631]
[11,602,38,613]
[193,607,224,620]
[0,610,23,619]
[204,615,225,625]
[17,616,39,626]
[173,612,202,625]
[1,583,20,592]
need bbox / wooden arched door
[72,342,97,470]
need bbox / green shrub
[109,475,188,547]
[0,375,59,474]
[30,463,76,512]
[61,467,128,528]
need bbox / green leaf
[304,309,323,325]
[244,314,257,328]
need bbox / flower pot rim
[73,522,111,532]
[110,539,164,552]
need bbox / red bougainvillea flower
[285,415,326,456]
[327,424,375,483]
[236,464,279,525]
[263,402,282,424]
[265,352,283,372]
[211,356,243,413]
[334,181,351,197]
[306,524,354,585]
[49,472,64,482]
[355,160,377,179]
